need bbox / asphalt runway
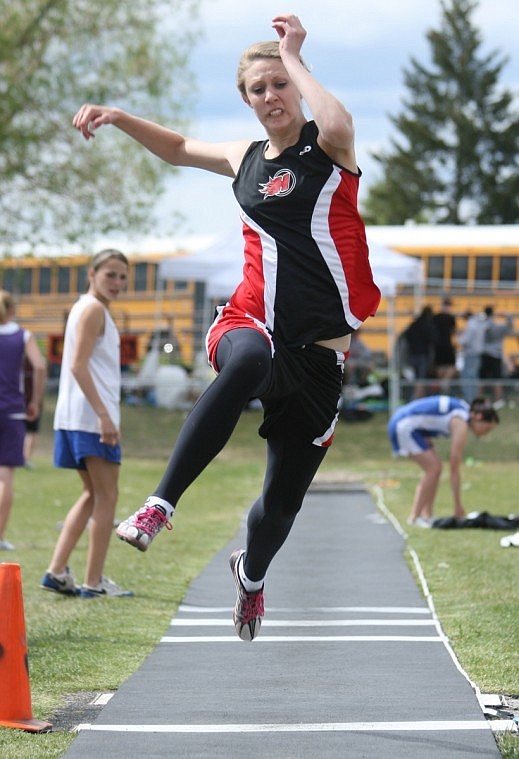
[63,484,503,758]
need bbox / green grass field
[1,396,518,758]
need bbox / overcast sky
[147,0,519,251]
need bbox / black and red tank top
[230,120,380,348]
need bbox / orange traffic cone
[0,563,52,731]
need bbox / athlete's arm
[24,334,46,422]
[449,417,469,518]
[72,105,251,177]
[272,14,357,172]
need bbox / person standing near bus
[401,306,437,399]
[41,249,133,597]
[72,14,380,637]
[0,291,45,550]
[479,306,514,402]
[457,309,487,403]
[432,297,457,384]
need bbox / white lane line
[160,635,443,643]
[178,605,432,614]
[170,618,437,627]
[374,486,487,701]
[76,719,505,734]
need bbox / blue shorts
[54,430,121,470]
[0,416,25,467]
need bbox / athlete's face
[89,258,128,305]
[242,59,303,132]
[470,416,497,438]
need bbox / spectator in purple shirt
[0,291,45,550]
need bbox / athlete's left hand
[272,14,306,55]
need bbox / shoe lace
[136,506,173,534]
[238,588,264,623]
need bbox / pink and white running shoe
[229,549,264,641]
[116,501,172,552]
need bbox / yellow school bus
[1,225,517,371]
[364,224,518,365]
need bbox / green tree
[363,0,519,225]
[0,0,199,251]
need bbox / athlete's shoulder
[301,120,319,140]
[242,137,268,163]
[447,396,470,413]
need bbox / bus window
[427,256,444,282]
[20,268,33,295]
[77,265,88,294]
[134,262,148,292]
[1,269,14,291]
[39,266,51,294]
[475,256,493,283]
[499,256,517,283]
[451,255,469,283]
[58,267,70,294]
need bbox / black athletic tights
[153,328,327,581]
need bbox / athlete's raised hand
[72,104,120,140]
[272,14,306,58]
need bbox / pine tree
[363,0,519,225]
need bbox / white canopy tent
[158,228,424,413]
[159,227,423,300]
[159,229,245,301]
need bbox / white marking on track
[177,605,432,614]
[160,635,443,643]
[170,618,437,627]
[76,719,507,734]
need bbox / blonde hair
[236,40,309,97]
[0,290,16,322]
[90,248,128,271]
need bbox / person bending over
[388,396,498,527]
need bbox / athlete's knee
[248,495,299,530]
[420,455,442,479]
[430,458,443,478]
[262,491,304,522]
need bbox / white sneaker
[0,539,15,550]
[80,576,134,598]
[407,517,433,528]
[500,532,519,548]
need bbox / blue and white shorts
[388,418,430,457]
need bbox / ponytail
[0,290,15,322]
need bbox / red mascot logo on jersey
[258,169,296,199]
